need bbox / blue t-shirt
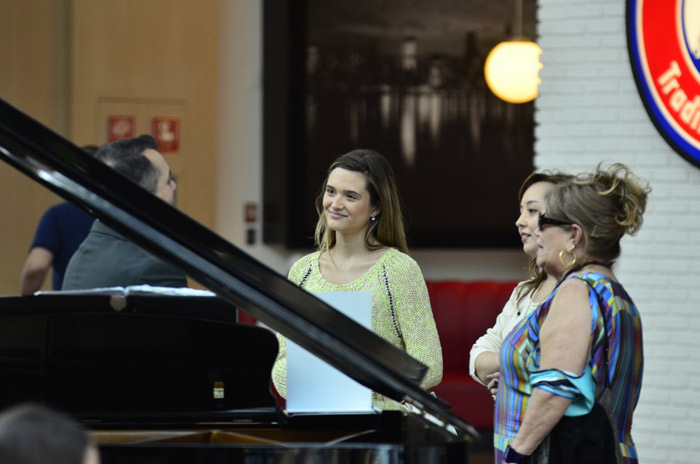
[30,203,94,290]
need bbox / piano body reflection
[0,99,479,463]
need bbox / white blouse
[468,281,540,385]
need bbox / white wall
[537,1,700,463]
[216,0,296,275]
[216,1,529,283]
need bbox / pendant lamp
[484,0,542,104]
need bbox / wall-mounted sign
[152,116,180,153]
[244,202,257,223]
[627,0,700,168]
[106,115,135,142]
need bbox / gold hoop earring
[558,246,577,268]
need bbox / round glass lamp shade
[484,40,543,104]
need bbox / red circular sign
[628,0,700,167]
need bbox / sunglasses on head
[538,212,573,230]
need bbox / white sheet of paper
[286,291,374,413]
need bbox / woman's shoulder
[547,273,607,313]
[288,251,320,278]
[377,249,428,286]
[292,251,320,266]
[511,280,535,301]
[380,248,420,270]
[565,271,630,308]
[565,271,618,291]
[513,280,532,293]
[498,280,535,315]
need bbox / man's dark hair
[95,134,159,193]
[0,403,94,464]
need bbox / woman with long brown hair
[470,171,572,395]
[272,149,442,410]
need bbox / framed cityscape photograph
[263,0,536,249]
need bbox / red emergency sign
[152,116,180,153]
[107,115,135,142]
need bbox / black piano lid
[0,99,477,440]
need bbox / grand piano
[0,99,479,463]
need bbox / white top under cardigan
[467,281,539,386]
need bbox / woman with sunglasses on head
[272,149,443,410]
[469,172,573,398]
[496,163,649,464]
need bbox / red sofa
[426,280,518,430]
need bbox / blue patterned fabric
[493,272,643,464]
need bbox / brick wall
[536,1,700,462]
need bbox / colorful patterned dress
[272,248,443,410]
[494,272,643,464]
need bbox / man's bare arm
[20,247,54,295]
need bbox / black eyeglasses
[538,212,573,230]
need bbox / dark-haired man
[62,135,187,290]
